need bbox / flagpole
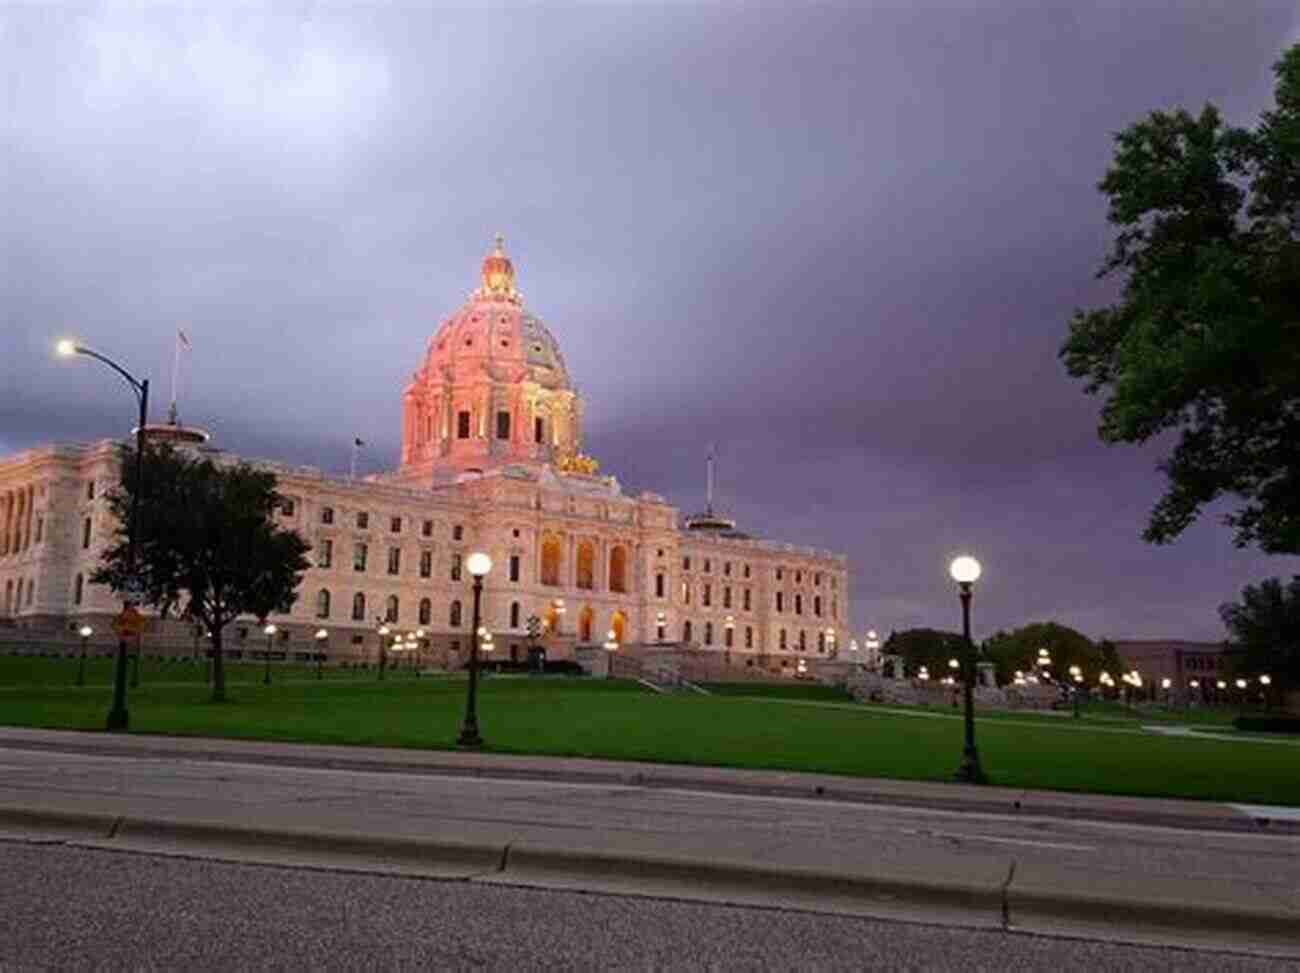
[170,330,182,415]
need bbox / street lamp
[604,628,619,679]
[377,623,391,680]
[458,552,493,747]
[314,627,328,679]
[262,623,277,685]
[949,554,986,784]
[76,625,93,687]
[58,339,149,731]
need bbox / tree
[883,628,967,677]
[981,622,1104,687]
[1061,45,1300,553]
[93,443,311,702]
[1219,577,1300,696]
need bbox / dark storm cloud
[3,2,1298,641]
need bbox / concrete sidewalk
[0,727,1297,959]
[0,725,1292,834]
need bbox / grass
[1,659,1296,806]
[698,682,854,702]
[0,654,394,687]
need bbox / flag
[177,329,191,350]
[354,437,365,447]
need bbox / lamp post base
[953,747,987,785]
[456,723,482,747]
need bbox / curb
[2,803,1296,956]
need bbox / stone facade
[0,240,849,669]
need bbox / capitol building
[0,240,849,673]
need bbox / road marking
[901,828,1096,851]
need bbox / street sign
[112,606,147,639]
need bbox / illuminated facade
[0,240,849,670]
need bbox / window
[357,511,369,529]
[73,573,84,606]
[321,506,334,525]
[457,411,471,439]
[832,576,837,590]
[450,553,462,582]
[776,591,784,613]
[541,537,561,586]
[86,480,95,500]
[780,629,787,650]
[352,592,366,621]
[510,602,520,628]
[319,539,333,569]
[422,519,433,537]
[682,581,691,605]
[702,584,711,607]
[796,571,802,584]
[496,411,511,440]
[316,589,330,619]
[453,524,463,541]
[387,548,401,575]
[818,631,826,653]
[418,598,431,625]
[832,597,838,620]
[353,543,368,572]
[655,573,665,598]
[743,589,751,612]
[34,517,42,543]
[683,556,691,571]
[26,580,34,606]
[703,559,711,573]
[704,622,713,646]
[815,572,822,587]
[608,546,627,593]
[534,416,544,443]
[799,630,807,650]
[280,498,295,517]
[814,596,822,617]
[723,586,732,609]
[82,517,91,550]
[724,626,733,648]
[795,594,803,616]
[450,600,462,627]
[390,516,402,533]
[745,626,753,649]
[683,620,693,642]
[385,595,399,624]
[724,562,731,576]
[743,564,750,579]
[509,554,520,583]
[776,567,783,581]
[576,542,595,590]
[420,551,432,579]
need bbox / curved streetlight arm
[70,345,147,402]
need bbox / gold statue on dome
[554,448,600,475]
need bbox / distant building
[1111,639,1231,698]
[0,238,848,671]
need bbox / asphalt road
[0,841,1289,971]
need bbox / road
[0,842,1288,971]
[0,741,1297,960]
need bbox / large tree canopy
[1061,45,1300,553]
[92,443,311,701]
[1219,576,1300,693]
[882,628,967,677]
[981,622,1111,687]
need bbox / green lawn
[0,654,393,687]
[699,681,854,703]
[0,662,1296,806]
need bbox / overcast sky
[4,2,1298,642]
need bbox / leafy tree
[981,622,1104,687]
[93,443,311,701]
[883,628,967,677]
[1219,577,1300,695]
[1061,45,1300,553]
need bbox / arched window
[780,628,787,650]
[540,536,562,587]
[418,598,431,625]
[611,610,626,644]
[73,573,84,606]
[608,546,627,593]
[385,595,399,623]
[818,631,825,652]
[450,600,462,627]
[510,601,521,628]
[704,621,713,646]
[576,541,595,590]
[799,630,807,651]
[579,605,593,642]
[351,592,366,621]
[316,589,330,619]
[682,619,693,643]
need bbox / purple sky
[4,3,1299,642]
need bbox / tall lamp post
[76,625,93,687]
[57,339,148,732]
[949,555,986,785]
[603,628,619,679]
[262,623,277,685]
[314,627,328,679]
[457,552,493,747]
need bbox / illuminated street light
[458,552,493,747]
[76,625,94,687]
[948,555,985,784]
[314,627,328,679]
[262,623,277,686]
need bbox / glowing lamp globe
[78,625,93,638]
[949,556,981,584]
[467,552,493,577]
[263,623,277,636]
[314,628,328,641]
[55,339,77,357]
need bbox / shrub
[1233,715,1300,734]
